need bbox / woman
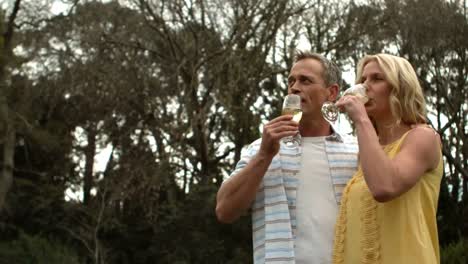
[332,54,443,264]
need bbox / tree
[375,0,468,244]
[0,0,21,212]
[0,0,466,263]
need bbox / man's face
[287,58,336,119]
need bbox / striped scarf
[231,132,358,264]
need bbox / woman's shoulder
[401,124,442,169]
[406,124,441,145]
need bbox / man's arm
[215,115,298,223]
[215,152,274,223]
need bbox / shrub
[440,238,468,264]
[0,231,80,264]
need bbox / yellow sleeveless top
[333,130,443,264]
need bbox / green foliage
[440,238,468,264]
[437,175,466,247]
[0,232,81,264]
[98,184,252,264]
[152,185,252,263]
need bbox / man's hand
[258,115,299,158]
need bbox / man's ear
[328,84,339,101]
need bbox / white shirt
[295,137,339,264]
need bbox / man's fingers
[275,131,298,139]
[264,125,298,140]
[264,130,297,141]
[265,122,298,132]
[270,124,298,133]
[270,114,294,123]
[265,119,298,129]
[276,114,294,120]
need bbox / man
[216,51,358,264]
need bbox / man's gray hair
[294,50,342,88]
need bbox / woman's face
[360,60,393,121]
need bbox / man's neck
[299,118,333,137]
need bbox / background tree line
[0,0,466,263]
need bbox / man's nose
[290,83,301,94]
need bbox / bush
[0,232,80,264]
[440,238,468,264]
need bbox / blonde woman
[332,54,443,264]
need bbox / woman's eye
[372,74,385,81]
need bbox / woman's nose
[362,80,370,89]
[362,82,370,91]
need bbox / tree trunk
[0,0,21,211]
[83,125,97,206]
[0,103,15,211]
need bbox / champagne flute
[281,94,302,148]
[321,83,369,122]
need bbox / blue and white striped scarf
[230,132,358,264]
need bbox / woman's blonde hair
[356,54,427,125]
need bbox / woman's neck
[375,119,411,145]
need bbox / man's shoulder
[340,133,358,144]
[239,138,262,157]
[325,133,359,155]
[246,138,262,150]
[327,131,357,144]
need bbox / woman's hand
[335,95,368,124]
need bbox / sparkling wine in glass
[321,83,369,122]
[281,94,302,148]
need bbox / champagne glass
[321,83,369,122]
[281,94,302,148]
